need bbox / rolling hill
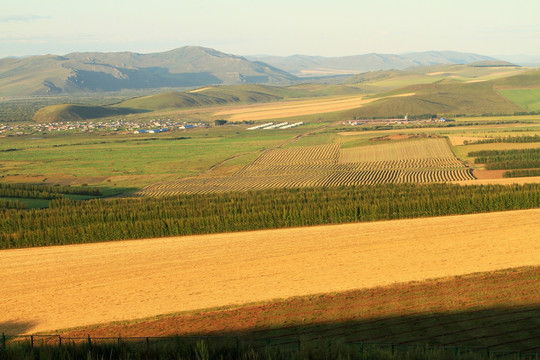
[32,84,366,122]
[0,47,297,96]
[30,68,539,123]
[32,104,139,123]
[344,76,529,119]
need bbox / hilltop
[0,47,296,96]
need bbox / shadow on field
[61,305,540,353]
[0,320,37,335]
[236,305,540,353]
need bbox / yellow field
[339,138,456,161]
[213,93,414,121]
[1,209,539,335]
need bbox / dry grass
[1,209,539,335]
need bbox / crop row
[247,144,341,167]
[139,169,475,196]
[238,158,466,177]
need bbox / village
[0,118,207,136]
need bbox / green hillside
[345,81,524,118]
[346,64,528,91]
[114,84,364,111]
[33,104,138,123]
[501,89,540,111]
[493,69,540,88]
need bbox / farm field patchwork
[139,137,474,195]
[1,208,539,335]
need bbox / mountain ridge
[249,51,497,77]
[0,47,502,96]
[0,46,296,96]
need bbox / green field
[501,89,540,111]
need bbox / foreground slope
[1,209,538,334]
[62,266,540,352]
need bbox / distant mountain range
[248,51,497,77]
[0,47,505,96]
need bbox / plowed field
[1,209,539,335]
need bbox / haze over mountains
[0,46,512,96]
[248,51,496,77]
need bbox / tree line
[1,183,538,249]
[0,183,102,200]
[0,199,26,210]
[503,169,540,178]
[469,148,540,170]
[464,135,540,145]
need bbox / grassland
[500,89,540,111]
[347,64,529,89]
[1,208,538,335]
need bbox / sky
[1,0,540,60]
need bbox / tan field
[1,209,539,335]
[455,176,540,185]
[213,93,414,121]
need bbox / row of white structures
[247,122,304,130]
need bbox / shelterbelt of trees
[470,148,540,170]
[1,183,539,249]
[0,183,102,200]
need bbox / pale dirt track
[1,209,539,335]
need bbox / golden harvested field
[214,96,374,121]
[213,93,414,121]
[339,138,456,162]
[1,209,539,335]
[139,138,474,195]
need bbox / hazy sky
[1,0,539,59]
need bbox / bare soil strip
[1,209,539,335]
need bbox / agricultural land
[1,60,539,356]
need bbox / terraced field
[138,138,474,196]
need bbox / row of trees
[0,183,102,199]
[464,135,540,145]
[1,183,538,249]
[470,148,540,170]
[503,169,540,178]
[0,199,26,209]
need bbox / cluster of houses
[0,119,207,136]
